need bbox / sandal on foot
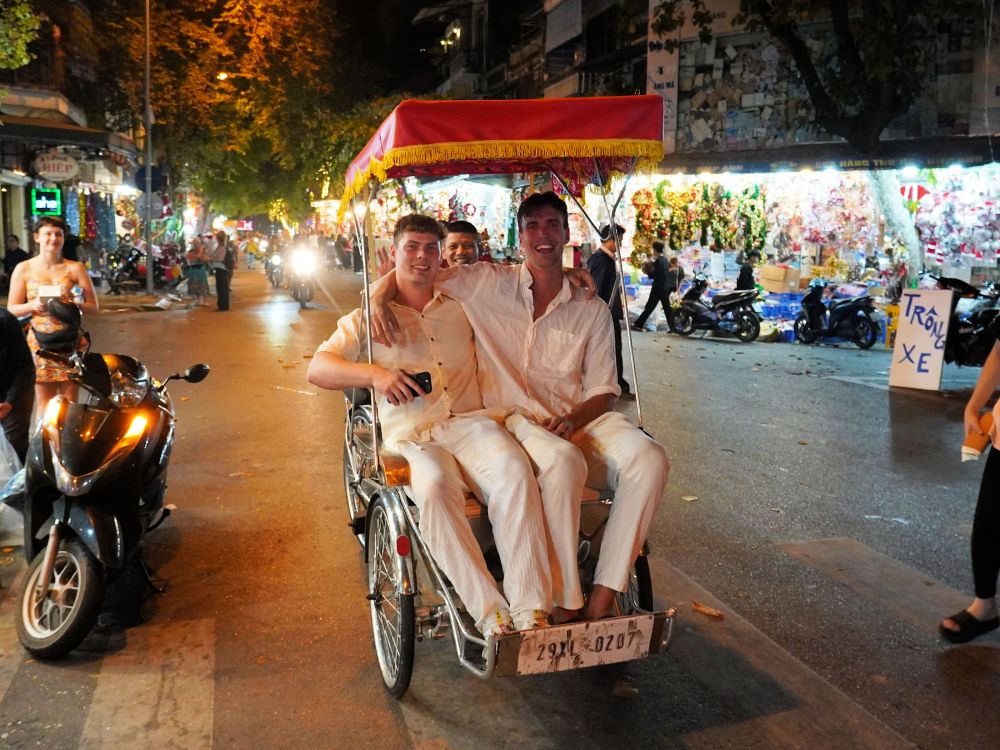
[939,610,1000,644]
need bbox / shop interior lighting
[946,163,964,173]
[901,164,920,178]
[822,165,839,174]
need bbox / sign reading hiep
[889,288,953,390]
[32,151,79,182]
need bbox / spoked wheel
[736,312,761,343]
[367,498,415,698]
[672,309,694,336]
[793,313,816,344]
[343,408,374,547]
[614,555,653,615]
[16,538,105,659]
[854,315,878,350]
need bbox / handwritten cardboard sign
[889,288,953,390]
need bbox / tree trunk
[867,170,921,280]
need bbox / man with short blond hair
[308,214,551,638]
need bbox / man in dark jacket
[632,241,669,332]
[737,250,760,290]
[0,308,35,463]
[587,224,634,398]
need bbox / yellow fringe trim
[341,138,663,206]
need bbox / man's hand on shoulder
[368,271,400,347]
[566,267,595,299]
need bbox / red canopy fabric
[342,96,664,204]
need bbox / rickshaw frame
[338,95,675,696]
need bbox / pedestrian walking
[632,241,668,332]
[587,223,634,398]
[185,237,210,306]
[210,230,233,311]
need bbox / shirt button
[430,337,435,341]
[437,362,442,366]
[443,386,448,391]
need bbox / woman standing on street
[5,217,99,414]
[940,337,1000,643]
[185,236,210,306]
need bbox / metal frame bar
[350,186,380,463]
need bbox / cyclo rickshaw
[339,95,675,697]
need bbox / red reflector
[396,535,411,557]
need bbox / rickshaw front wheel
[367,498,415,698]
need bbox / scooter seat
[829,296,865,309]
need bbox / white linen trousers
[396,414,551,632]
[506,411,668,607]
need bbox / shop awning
[342,95,664,204]
[0,115,138,164]
[660,136,999,173]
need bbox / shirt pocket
[534,328,585,378]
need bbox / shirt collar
[517,262,572,310]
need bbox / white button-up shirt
[438,263,619,422]
[317,293,487,448]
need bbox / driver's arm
[72,263,100,315]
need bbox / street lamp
[143,0,154,295]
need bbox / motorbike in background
[287,246,319,309]
[11,326,209,658]
[670,274,761,342]
[266,250,284,289]
[794,279,879,349]
[932,276,1000,366]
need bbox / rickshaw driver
[370,193,670,622]
[443,221,481,267]
[307,214,552,638]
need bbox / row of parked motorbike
[663,274,879,348]
[661,274,999,361]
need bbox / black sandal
[939,610,1000,644]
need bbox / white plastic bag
[0,431,20,487]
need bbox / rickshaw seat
[379,451,611,518]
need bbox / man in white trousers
[371,192,670,623]
[307,214,551,638]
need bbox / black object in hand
[409,371,432,396]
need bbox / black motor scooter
[793,279,879,349]
[932,276,1000,366]
[13,317,209,658]
[670,273,761,342]
[286,246,319,309]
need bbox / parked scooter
[13,312,209,658]
[793,279,879,349]
[287,246,319,309]
[669,273,761,342]
[932,276,1000,366]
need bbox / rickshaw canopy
[342,95,664,204]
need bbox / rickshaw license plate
[513,615,654,675]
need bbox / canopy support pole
[592,157,643,427]
[350,185,381,463]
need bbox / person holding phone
[307,214,551,639]
[5,217,98,414]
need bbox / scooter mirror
[184,364,211,383]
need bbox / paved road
[0,266,995,749]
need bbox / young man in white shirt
[307,214,550,638]
[371,194,670,622]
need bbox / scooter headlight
[271,254,282,266]
[291,250,317,276]
[109,371,149,408]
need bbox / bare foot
[552,607,583,625]
[582,585,617,621]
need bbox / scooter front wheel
[793,314,816,344]
[16,538,104,659]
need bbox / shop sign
[889,288,953,391]
[31,187,62,216]
[237,219,253,231]
[32,152,79,182]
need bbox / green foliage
[650,0,984,154]
[0,0,41,70]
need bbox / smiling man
[371,193,670,622]
[307,214,551,639]
[443,220,481,267]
